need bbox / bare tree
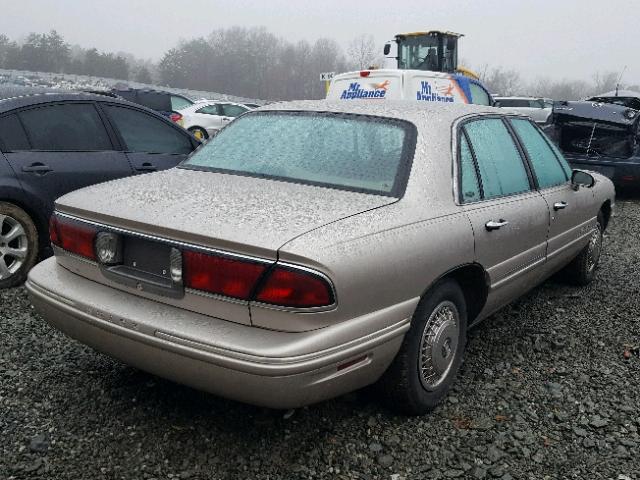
[592,71,620,95]
[347,34,378,70]
[480,66,522,96]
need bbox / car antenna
[615,66,628,97]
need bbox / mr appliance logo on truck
[340,80,390,99]
[416,81,455,103]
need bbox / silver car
[27,101,615,415]
[494,96,554,124]
[179,101,254,140]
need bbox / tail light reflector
[254,266,333,308]
[169,112,183,124]
[183,251,267,300]
[183,251,334,308]
[49,215,97,260]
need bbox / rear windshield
[559,120,634,158]
[181,111,416,197]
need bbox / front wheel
[562,213,604,286]
[376,279,468,415]
[0,202,39,289]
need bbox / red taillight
[360,71,371,77]
[169,112,183,123]
[183,251,267,300]
[254,266,333,308]
[49,215,97,260]
[49,216,60,247]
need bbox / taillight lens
[183,250,267,300]
[49,215,97,260]
[254,266,333,308]
[183,250,334,308]
[169,112,183,124]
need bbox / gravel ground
[1,200,639,480]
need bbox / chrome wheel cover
[587,223,603,273]
[418,300,460,391]
[0,214,28,280]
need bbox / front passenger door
[509,118,595,266]
[459,117,550,314]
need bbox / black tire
[0,202,39,289]
[562,212,604,286]
[188,127,209,141]
[376,279,468,415]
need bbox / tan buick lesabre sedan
[27,101,615,415]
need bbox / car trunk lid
[55,167,398,260]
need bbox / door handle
[553,201,568,210]
[136,163,157,172]
[485,219,509,231]
[22,163,52,174]
[222,117,231,122]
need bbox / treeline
[479,65,640,100]
[1,29,638,101]
[158,27,349,100]
[0,31,152,83]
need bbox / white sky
[3,0,639,84]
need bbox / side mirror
[383,43,391,56]
[571,170,595,190]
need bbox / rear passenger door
[0,103,133,219]
[101,104,196,173]
[459,117,550,313]
[509,118,595,264]
[193,104,225,133]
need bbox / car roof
[255,99,500,125]
[494,96,546,100]
[0,92,143,115]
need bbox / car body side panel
[260,201,475,332]
[464,192,550,317]
[538,183,596,263]
[4,151,134,221]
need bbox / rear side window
[171,95,193,111]
[104,105,193,155]
[459,134,481,202]
[497,99,530,108]
[463,118,530,199]
[0,114,30,151]
[196,105,220,115]
[510,118,568,189]
[221,104,247,117]
[469,83,491,106]
[18,103,112,151]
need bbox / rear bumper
[26,258,412,409]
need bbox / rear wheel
[376,279,467,415]
[562,213,604,286]
[189,127,209,141]
[0,202,39,289]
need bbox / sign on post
[319,72,335,82]
[320,72,335,95]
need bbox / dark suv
[0,93,200,288]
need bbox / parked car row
[8,97,614,414]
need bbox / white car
[494,96,553,124]
[179,101,255,140]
